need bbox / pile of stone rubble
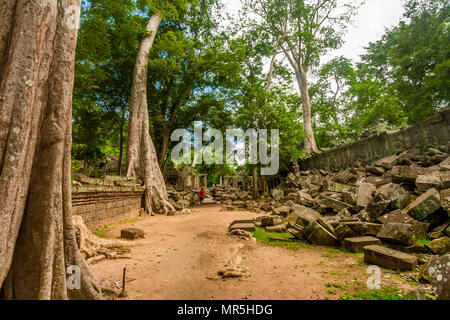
[166,185,201,211]
[227,146,450,299]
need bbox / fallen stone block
[288,225,305,240]
[229,223,255,232]
[425,237,450,255]
[404,188,442,221]
[334,224,358,241]
[304,221,339,246]
[363,245,418,271]
[377,210,429,239]
[120,228,145,240]
[261,216,284,227]
[343,221,382,236]
[366,192,391,221]
[265,224,287,233]
[416,172,442,192]
[366,166,385,176]
[342,236,381,252]
[269,237,300,243]
[441,188,450,215]
[439,156,450,171]
[294,207,321,227]
[377,183,410,210]
[376,222,416,245]
[356,182,376,210]
[376,155,400,170]
[419,254,450,300]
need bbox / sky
[222,0,406,63]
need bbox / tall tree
[0,0,101,299]
[126,1,188,214]
[241,0,360,153]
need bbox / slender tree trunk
[126,12,174,215]
[265,34,286,103]
[0,0,101,299]
[118,105,125,175]
[298,67,318,153]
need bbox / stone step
[363,245,418,270]
[342,236,381,252]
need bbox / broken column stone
[342,236,381,252]
[376,222,416,245]
[288,225,305,240]
[363,245,418,270]
[404,188,442,221]
[265,224,288,233]
[304,221,339,246]
[293,206,321,227]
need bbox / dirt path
[91,205,417,300]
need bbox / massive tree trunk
[126,12,174,215]
[298,67,318,153]
[0,0,101,299]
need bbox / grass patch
[93,227,111,238]
[251,227,309,250]
[119,218,139,225]
[417,238,431,245]
[341,286,415,300]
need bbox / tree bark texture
[0,0,101,299]
[126,12,174,215]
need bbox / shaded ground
[91,205,421,300]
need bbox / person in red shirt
[199,188,205,204]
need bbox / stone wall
[72,188,144,230]
[299,108,450,171]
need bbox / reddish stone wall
[72,190,143,230]
[299,108,450,171]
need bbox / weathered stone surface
[376,155,400,170]
[271,189,284,200]
[416,172,442,192]
[334,224,358,241]
[419,254,450,300]
[261,216,284,227]
[366,166,385,176]
[228,229,255,241]
[304,221,339,246]
[343,221,382,236]
[441,188,450,215]
[296,190,316,207]
[288,225,305,240]
[366,192,391,221]
[335,170,356,185]
[316,217,335,234]
[377,183,410,210]
[363,245,418,270]
[342,236,381,252]
[320,193,353,212]
[229,223,255,232]
[441,171,450,189]
[273,206,290,216]
[425,237,450,255]
[404,188,442,221]
[260,202,273,212]
[265,224,287,233]
[120,228,145,240]
[376,222,416,245]
[439,156,450,171]
[356,182,376,209]
[391,165,434,184]
[294,206,321,227]
[377,210,429,239]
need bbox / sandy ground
[91,204,418,300]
